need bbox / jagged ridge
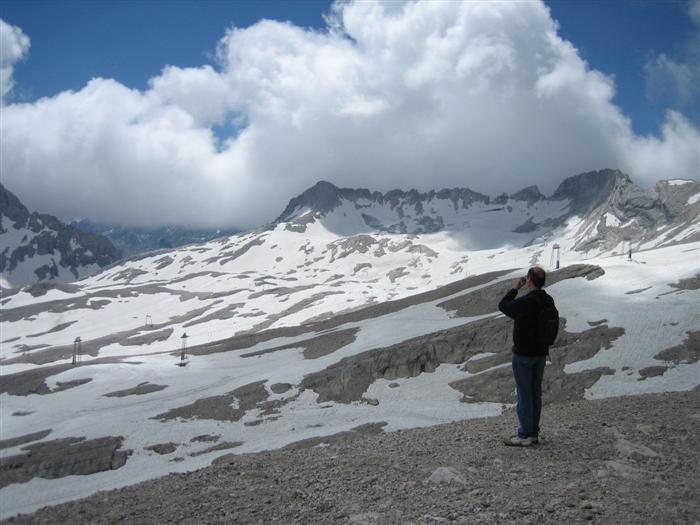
[274,169,700,252]
[0,184,122,288]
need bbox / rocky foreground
[4,389,699,525]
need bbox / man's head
[527,266,546,289]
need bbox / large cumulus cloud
[1,0,698,229]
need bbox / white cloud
[622,110,700,182]
[0,18,30,104]
[1,2,698,230]
[147,65,233,128]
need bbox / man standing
[498,266,556,447]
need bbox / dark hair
[527,266,546,288]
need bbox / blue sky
[1,0,698,228]
[548,0,699,135]
[3,1,697,136]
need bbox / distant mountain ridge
[277,169,630,226]
[70,220,241,257]
[0,184,122,289]
[275,169,700,253]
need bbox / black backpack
[535,293,559,346]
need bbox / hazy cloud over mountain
[1,0,698,228]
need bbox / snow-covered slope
[0,170,698,518]
[0,184,121,289]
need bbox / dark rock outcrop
[0,436,131,488]
[510,185,543,204]
[104,382,168,398]
[654,330,700,365]
[300,315,511,403]
[152,381,269,422]
[0,429,52,451]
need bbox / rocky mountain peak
[0,184,31,230]
[550,169,630,214]
[275,180,344,222]
[510,185,542,203]
[0,184,122,288]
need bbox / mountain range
[2,169,697,291]
[275,168,698,253]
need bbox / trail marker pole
[623,236,632,260]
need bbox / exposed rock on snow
[241,327,360,360]
[189,441,243,457]
[103,382,168,398]
[300,316,511,403]
[152,381,269,423]
[0,429,52,451]
[654,330,700,365]
[0,436,131,489]
[669,273,700,290]
[119,328,174,347]
[144,443,177,455]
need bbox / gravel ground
[4,389,699,524]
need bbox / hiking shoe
[503,435,534,447]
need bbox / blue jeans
[512,353,546,439]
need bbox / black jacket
[498,288,553,357]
